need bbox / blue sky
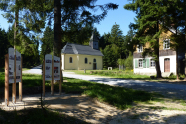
[0,0,136,36]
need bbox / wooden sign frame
[4,53,22,106]
[43,55,62,96]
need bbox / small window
[69,57,72,63]
[85,58,88,64]
[150,59,155,67]
[138,59,143,67]
[93,59,96,63]
[138,44,143,52]
[163,39,170,49]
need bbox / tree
[99,32,111,50]
[124,29,135,56]
[40,26,54,61]
[109,23,125,59]
[0,27,12,67]
[124,0,171,78]
[102,44,119,68]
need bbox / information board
[45,54,52,80]
[8,48,15,83]
[16,50,21,82]
[54,56,60,80]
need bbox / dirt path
[1,92,186,124]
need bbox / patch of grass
[149,106,186,111]
[64,70,151,80]
[0,71,44,88]
[22,68,30,71]
[63,77,163,110]
[0,108,88,124]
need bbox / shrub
[179,73,185,80]
[168,73,176,79]
[124,52,133,70]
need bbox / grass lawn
[64,69,178,80]
[64,69,152,80]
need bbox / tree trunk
[14,0,19,49]
[54,0,63,90]
[155,21,162,78]
[54,0,61,56]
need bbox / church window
[85,58,88,64]
[69,57,72,63]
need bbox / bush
[124,52,133,70]
[179,73,185,80]
[168,73,176,79]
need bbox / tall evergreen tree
[124,0,171,78]
[40,26,54,61]
[0,27,12,67]
[109,23,125,59]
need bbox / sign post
[16,50,22,101]
[5,48,22,106]
[43,60,45,96]
[5,54,9,106]
[43,54,61,96]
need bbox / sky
[0,0,136,37]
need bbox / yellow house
[61,33,103,70]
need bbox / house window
[163,39,170,49]
[69,57,72,63]
[85,58,88,64]
[138,44,143,52]
[150,59,155,67]
[93,59,96,63]
[138,59,143,67]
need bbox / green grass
[63,77,163,110]
[22,68,30,71]
[64,70,151,80]
[0,108,88,124]
[0,73,43,88]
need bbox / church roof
[61,42,104,56]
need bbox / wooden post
[51,58,54,95]
[12,54,16,103]
[43,60,45,96]
[59,56,61,95]
[19,56,22,101]
[5,54,9,106]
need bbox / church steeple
[89,28,99,50]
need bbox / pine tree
[124,0,171,78]
[109,23,125,59]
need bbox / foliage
[124,0,172,78]
[40,26,54,62]
[0,27,12,67]
[179,73,185,80]
[168,73,177,80]
[108,23,125,58]
[123,29,135,55]
[124,52,133,70]
[99,33,111,50]
[102,44,119,68]
[117,59,125,66]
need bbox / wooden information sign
[5,48,22,106]
[43,55,61,96]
